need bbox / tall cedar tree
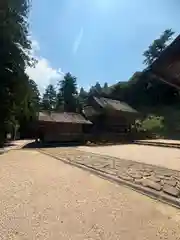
[42,84,57,111]
[59,72,78,112]
[79,87,88,102]
[0,0,32,144]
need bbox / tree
[88,82,102,97]
[94,82,102,93]
[59,72,78,112]
[42,84,57,111]
[143,29,175,66]
[0,0,32,144]
[28,79,40,113]
[101,82,110,96]
[15,78,40,119]
[103,82,108,91]
[77,87,88,113]
[88,86,96,96]
[56,91,64,112]
[17,79,40,138]
[79,87,88,102]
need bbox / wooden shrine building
[148,35,180,90]
[36,112,92,142]
[36,98,138,143]
[83,96,139,134]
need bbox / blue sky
[26,0,180,92]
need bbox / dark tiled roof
[93,97,138,113]
[82,105,100,117]
[38,112,92,124]
[149,35,180,89]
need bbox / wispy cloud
[73,27,84,55]
[26,38,64,93]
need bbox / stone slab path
[134,139,180,149]
[139,139,180,145]
[41,147,180,208]
[77,144,180,171]
[1,149,180,239]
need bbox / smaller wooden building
[83,96,139,134]
[36,112,92,142]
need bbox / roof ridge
[38,111,92,124]
[93,96,138,113]
[100,97,132,105]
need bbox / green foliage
[141,115,164,132]
[59,72,78,112]
[134,105,180,138]
[42,84,57,111]
[28,79,40,112]
[0,0,32,144]
[88,82,103,97]
[103,82,108,90]
[79,87,88,99]
[102,82,109,94]
[79,87,88,104]
[143,29,174,66]
[151,106,180,138]
[17,79,40,138]
[94,82,102,93]
[15,79,40,120]
[56,91,64,112]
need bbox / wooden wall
[39,122,83,142]
[90,111,135,133]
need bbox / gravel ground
[0,150,180,239]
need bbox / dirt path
[77,144,180,171]
[0,150,180,239]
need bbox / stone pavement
[77,144,180,171]
[138,139,180,145]
[41,147,180,208]
[134,139,180,149]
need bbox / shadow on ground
[23,140,133,149]
[23,141,85,149]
